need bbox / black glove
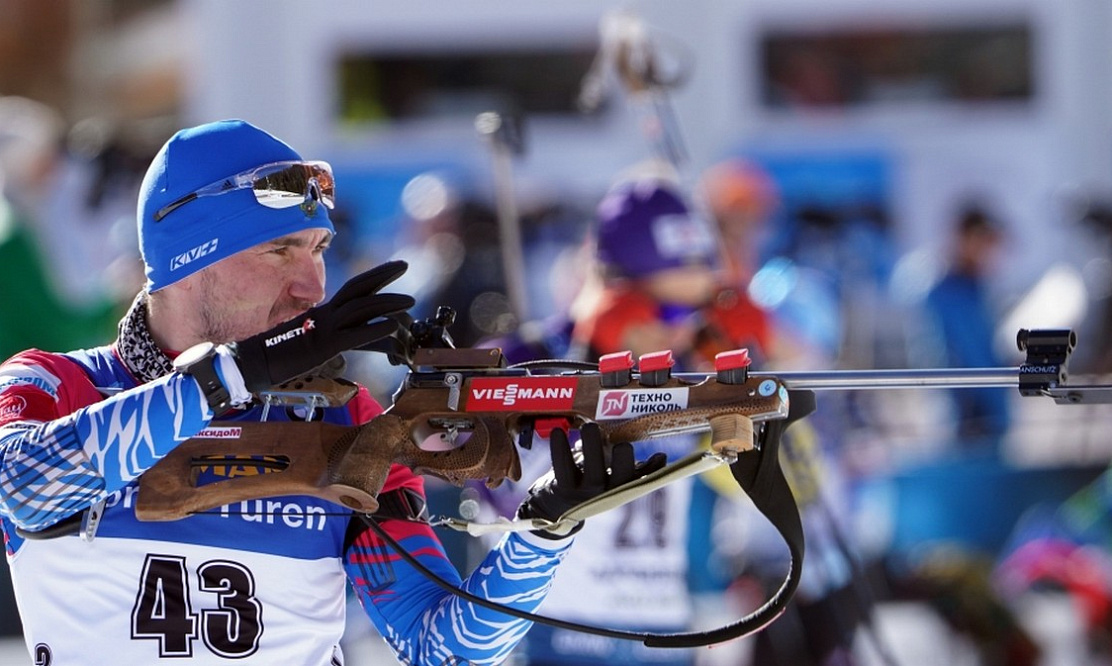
[517,423,668,539]
[232,260,415,392]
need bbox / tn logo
[600,393,628,417]
[34,643,52,665]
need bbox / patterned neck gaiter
[115,291,174,384]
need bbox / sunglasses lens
[154,161,337,222]
[251,162,335,210]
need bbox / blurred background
[5,0,1112,664]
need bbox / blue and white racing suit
[0,344,568,665]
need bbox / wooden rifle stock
[136,412,521,521]
[136,349,788,522]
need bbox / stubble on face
[193,265,318,344]
[194,269,250,344]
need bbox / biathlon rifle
[133,308,1096,649]
[135,305,792,528]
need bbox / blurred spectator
[347,170,588,403]
[698,160,894,665]
[699,158,778,286]
[0,96,143,362]
[0,96,148,639]
[923,204,1012,456]
[386,172,470,319]
[569,172,720,366]
[480,173,715,666]
[389,171,509,347]
[481,239,588,365]
[476,168,880,665]
[696,157,827,369]
[895,546,1041,666]
[872,205,1046,666]
[343,171,507,403]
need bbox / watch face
[174,341,216,370]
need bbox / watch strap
[176,345,232,413]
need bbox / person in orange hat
[699,158,779,287]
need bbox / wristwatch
[173,341,232,413]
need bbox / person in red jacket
[570,176,719,365]
[571,171,779,369]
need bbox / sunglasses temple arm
[153,193,199,222]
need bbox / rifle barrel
[677,367,1021,391]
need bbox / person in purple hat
[485,175,726,666]
[0,119,651,665]
[571,176,722,364]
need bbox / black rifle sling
[358,388,815,649]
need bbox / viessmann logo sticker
[596,388,690,419]
[466,377,578,411]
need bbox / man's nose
[288,255,327,305]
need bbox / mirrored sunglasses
[153,160,335,222]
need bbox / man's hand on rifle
[234,260,415,390]
[517,423,668,539]
[175,260,415,411]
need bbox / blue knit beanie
[137,119,335,291]
[595,179,718,278]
